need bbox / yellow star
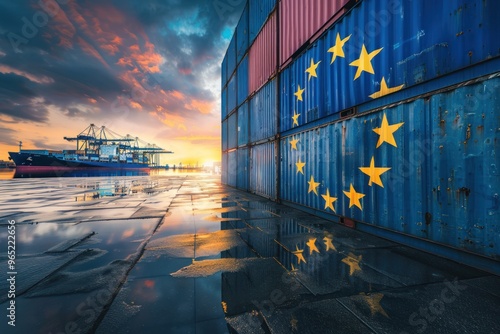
[307,175,320,195]
[342,252,362,276]
[359,157,391,187]
[343,184,365,210]
[295,159,306,175]
[291,263,298,272]
[306,238,320,255]
[323,236,336,251]
[349,44,383,80]
[369,77,405,99]
[327,33,351,64]
[289,138,299,150]
[305,58,321,81]
[372,114,404,148]
[321,189,337,212]
[292,245,307,264]
[360,292,389,318]
[294,84,305,101]
[292,111,300,127]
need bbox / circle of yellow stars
[282,31,402,324]
[289,31,405,213]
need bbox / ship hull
[8,152,149,171]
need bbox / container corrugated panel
[236,3,249,64]
[237,102,249,147]
[280,40,325,133]
[280,76,500,258]
[227,112,238,150]
[278,0,500,118]
[250,141,276,199]
[227,150,237,187]
[249,12,277,94]
[221,119,228,152]
[249,0,276,45]
[221,52,228,90]
[237,147,249,190]
[226,34,237,80]
[279,0,349,66]
[250,79,277,143]
[237,56,248,107]
[221,152,228,185]
[227,74,237,115]
[221,86,227,120]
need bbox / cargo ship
[9,124,173,172]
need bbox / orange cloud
[130,101,142,110]
[185,99,214,114]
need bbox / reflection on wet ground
[0,174,499,333]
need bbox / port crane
[63,124,173,167]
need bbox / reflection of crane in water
[63,124,173,167]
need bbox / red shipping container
[279,0,349,66]
[249,12,277,94]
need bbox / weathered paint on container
[236,3,249,64]
[250,141,277,199]
[250,79,277,143]
[237,147,249,190]
[221,86,227,121]
[249,12,277,94]
[237,102,249,147]
[249,0,276,45]
[280,40,325,133]
[227,150,237,187]
[280,76,500,259]
[221,52,228,89]
[221,119,228,152]
[227,112,238,150]
[237,56,248,107]
[279,0,349,66]
[227,74,237,115]
[227,34,237,80]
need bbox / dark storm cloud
[0,0,244,125]
[0,72,49,122]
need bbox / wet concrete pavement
[0,173,499,333]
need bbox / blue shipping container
[237,147,249,190]
[221,152,228,185]
[237,56,249,107]
[227,34,237,80]
[221,119,228,152]
[227,73,237,115]
[227,112,238,150]
[236,3,249,64]
[221,86,228,121]
[221,52,228,90]
[279,0,500,129]
[280,39,325,133]
[250,141,277,199]
[280,76,500,259]
[249,0,276,45]
[228,150,237,187]
[250,78,277,143]
[237,102,249,147]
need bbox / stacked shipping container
[222,0,500,272]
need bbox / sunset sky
[0,0,244,166]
